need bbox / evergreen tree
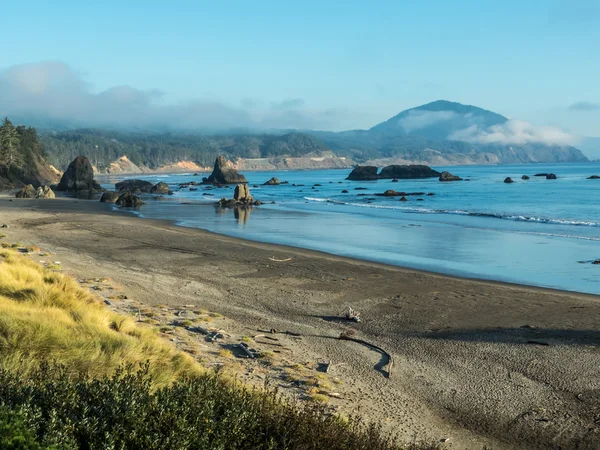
[0,118,23,170]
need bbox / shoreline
[9,194,599,298]
[2,196,600,449]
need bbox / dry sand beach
[1,195,599,450]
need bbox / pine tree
[0,117,23,170]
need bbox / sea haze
[99,163,600,295]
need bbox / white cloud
[449,120,579,146]
[0,61,358,131]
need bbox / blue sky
[1,0,599,135]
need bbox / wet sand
[1,195,599,449]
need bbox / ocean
[99,163,600,295]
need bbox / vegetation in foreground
[0,247,441,449]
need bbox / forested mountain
[0,118,59,188]
[40,130,330,172]
[312,101,588,164]
[6,100,589,176]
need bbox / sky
[1,0,599,137]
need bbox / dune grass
[0,248,200,385]
[0,247,441,449]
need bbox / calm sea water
[98,163,600,295]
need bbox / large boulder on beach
[504,177,514,184]
[379,165,441,180]
[35,186,55,199]
[56,156,102,194]
[150,182,171,194]
[264,177,280,185]
[100,191,120,203]
[233,184,253,203]
[439,171,463,182]
[116,191,144,207]
[15,184,36,198]
[346,166,379,180]
[203,156,247,184]
[115,179,153,193]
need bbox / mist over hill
[11,100,590,172]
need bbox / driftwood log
[338,334,393,378]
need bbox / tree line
[39,129,330,171]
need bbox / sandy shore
[1,195,599,449]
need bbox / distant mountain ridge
[311,100,588,165]
[12,100,590,172]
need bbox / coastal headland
[1,195,599,449]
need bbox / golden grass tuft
[0,248,200,385]
[219,349,234,358]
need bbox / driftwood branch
[269,257,292,262]
[339,335,393,378]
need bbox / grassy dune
[0,246,421,449]
[0,248,200,384]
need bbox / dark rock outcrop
[375,190,426,197]
[534,173,549,177]
[264,177,280,185]
[588,175,600,179]
[439,171,463,182]
[115,179,153,193]
[116,191,144,207]
[35,186,55,199]
[56,156,102,195]
[347,165,440,181]
[203,156,247,184]
[379,165,441,179]
[15,184,36,198]
[341,190,349,193]
[546,173,557,180]
[504,177,514,183]
[522,175,530,180]
[399,196,408,202]
[346,166,379,180]
[100,191,120,203]
[150,182,171,194]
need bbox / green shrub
[0,362,401,450]
[0,407,46,449]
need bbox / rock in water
[504,177,514,183]
[100,191,120,203]
[439,171,463,182]
[263,177,280,185]
[15,184,36,198]
[35,186,55,199]
[233,184,253,203]
[116,191,145,207]
[522,175,530,180]
[588,175,600,180]
[57,156,102,194]
[203,156,247,184]
[399,196,408,202]
[379,165,441,179]
[150,182,171,194]
[115,179,154,193]
[546,173,557,180]
[346,166,379,180]
[346,165,440,181]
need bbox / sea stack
[56,156,103,196]
[203,156,247,185]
